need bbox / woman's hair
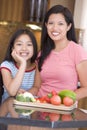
[38,5,77,71]
[4,28,38,63]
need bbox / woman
[29,5,87,101]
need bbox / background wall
[0,0,75,22]
[49,0,75,14]
[0,0,75,63]
[0,0,23,22]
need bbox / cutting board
[13,99,77,112]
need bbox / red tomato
[38,96,47,103]
[41,112,49,117]
[51,90,57,96]
[45,96,51,103]
[50,95,61,105]
[49,113,60,121]
[61,114,73,121]
[63,96,74,106]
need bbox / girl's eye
[16,42,22,46]
[27,44,33,46]
[27,42,33,46]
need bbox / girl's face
[46,13,71,42]
[13,34,34,61]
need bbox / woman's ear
[45,22,47,27]
[67,23,72,31]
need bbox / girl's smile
[13,34,34,61]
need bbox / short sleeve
[0,61,12,72]
[75,45,87,65]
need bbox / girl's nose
[22,45,27,50]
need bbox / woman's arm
[28,67,41,96]
[75,60,87,100]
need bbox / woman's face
[13,34,34,61]
[46,13,71,42]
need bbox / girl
[0,28,38,101]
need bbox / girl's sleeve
[0,61,11,72]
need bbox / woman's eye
[48,22,53,25]
[58,22,64,25]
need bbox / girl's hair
[38,5,77,71]
[0,71,4,103]
[4,28,38,63]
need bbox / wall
[0,0,23,22]
[74,0,87,50]
[49,0,75,14]
[0,0,75,63]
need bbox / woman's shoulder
[70,41,81,47]
[70,41,87,64]
[69,41,86,52]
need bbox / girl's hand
[17,89,26,94]
[11,49,26,65]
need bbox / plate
[13,99,77,112]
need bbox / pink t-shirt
[37,41,87,97]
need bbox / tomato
[49,113,60,121]
[39,112,49,120]
[51,90,57,96]
[61,114,73,121]
[50,95,61,105]
[63,96,74,106]
[37,96,47,103]
[45,96,51,103]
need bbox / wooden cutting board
[13,99,77,112]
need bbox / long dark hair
[4,28,38,63]
[0,71,4,103]
[0,28,38,100]
[38,5,77,71]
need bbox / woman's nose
[53,24,58,29]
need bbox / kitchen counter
[0,97,87,130]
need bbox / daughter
[0,28,38,101]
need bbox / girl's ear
[12,47,14,50]
[11,47,14,53]
[11,48,13,52]
[67,23,72,31]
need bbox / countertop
[0,97,87,129]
